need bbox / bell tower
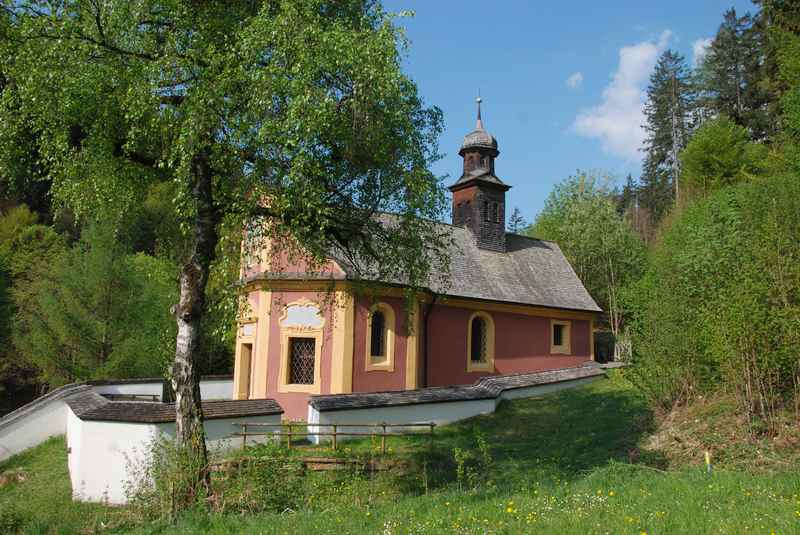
[449,97,510,252]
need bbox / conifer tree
[700,9,774,140]
[640,50,695,218]
[507,207,527,233]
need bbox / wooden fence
[232,421,436,453]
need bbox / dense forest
[531,2,800,430]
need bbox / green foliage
[4,381,799,534]
[452,429,494,491]
[699,8,776,140]
[531,172,646,346]
[0,0,449,291]
[507,207,527,234]
[126,437,213,521]
[625,175,800,420]
[12,223,176,385]
[680,116,768,199]
[641,49,695,223]
[0,205,37,251]
[216,443,306,515]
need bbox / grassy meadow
[1,372,798,534]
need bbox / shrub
[625,175,800,427]
[680,116,767,200]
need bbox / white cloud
[692,37,713,66]
[572,30,672,162]
[566,72,584,89]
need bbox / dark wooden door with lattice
[289,337,315,384]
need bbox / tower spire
[475,95,484,130]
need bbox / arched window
[471,316,487,362]
[467,311,494,372]
[366,302,395,371]
[370,310,386,358]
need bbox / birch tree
[531,172,645,360]
[1,0,448,504]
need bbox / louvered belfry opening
[289,337,315,384]
[471,316,487,362]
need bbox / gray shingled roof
[432,228,601,312]
[310,364,604,412]
[247,219,600,313]
[449,169,509,190]
[66,390,282,423]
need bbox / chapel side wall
[427,304,591,387]
[263,290,337,420]
[351,296,408,393]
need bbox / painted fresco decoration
[240,323,256,337]
[280,299,325,330]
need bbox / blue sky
[382,0,757,222]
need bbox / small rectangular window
[553,324,564,347]
[483,200,490,221]
[551,320,571,354]
[289,337,315,384]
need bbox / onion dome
[459,97,498,155]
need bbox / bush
[680,116,767,200]
[625,175,800,427]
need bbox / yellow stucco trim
[364,302,396,372]
[242,280,598,320]
[277,327,323,394]
[466,311,495,373]
[405,300,420,390]
[330,290,354,394]
[252,289,271,398]
[233,319,257,400]
[277,299,325,394]
[550,319,572,355]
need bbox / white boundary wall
[307,375,602,445]
[199,378,233,400]
[0,378,233,462]
[66,408,280,504]
[0,394,72,461]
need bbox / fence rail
[232,421,436,453]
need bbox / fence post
[381,423,387,454]
[242,423,248,449]
[332,425,337,451]
[287,422,293,450]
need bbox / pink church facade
[233,103,601,420]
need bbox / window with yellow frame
[467,311,494,372]
[550,319,571,355]
[365,302,395,372]
[277,299,325,394]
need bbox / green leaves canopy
[0,0,447,287]
[680,116,767,198]
[530,172,646,335]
